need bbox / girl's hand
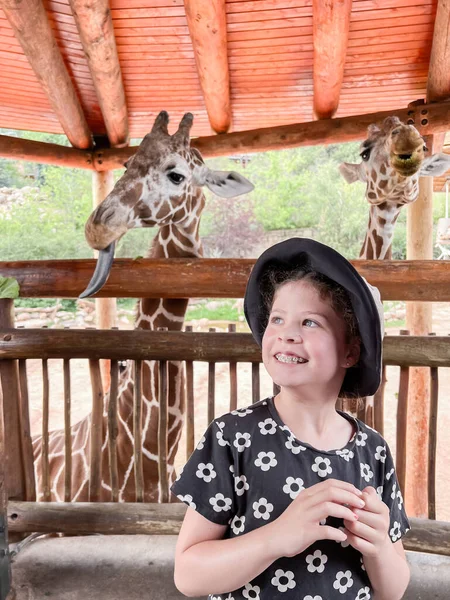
[269,478,365,559]
[342,486,391,557]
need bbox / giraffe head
[81,111,254,297]
[339,116,450,206]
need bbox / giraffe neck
[360,203,402,260]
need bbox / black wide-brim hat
[244,238,383,397]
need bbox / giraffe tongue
[79,241,116,298]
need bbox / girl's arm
[174,479,364,597]
[363,539,410,600]
[174,507,280,597]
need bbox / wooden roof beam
[184,0,231,134]
[0,0,92,149]
[68,0,129,148]
[0,134,94,169]
[426,0,450,152]
[313,0,352,119]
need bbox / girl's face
[262,280,358,394]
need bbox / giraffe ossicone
[33,112,254,502]
[340,116,450,260]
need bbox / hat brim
[244,238,382,397]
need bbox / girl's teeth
[276,354,306,364]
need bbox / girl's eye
[271,316,283,325]
[303,319,318,328]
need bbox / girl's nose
[279,331,303,343]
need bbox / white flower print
[196,462,217,483]
[230,515,246,535]
[311,456,333,478]
[391,481,397,500]
[231,408,253,418]
[225,595,235,600]
[355,586,371,600]
[216,423,230,447]
[360,463,373,482]
[175,467,183,482]
[305,549,328,573]
[196,436,206,451]
[271,569,296,592]
[210,596,221,600]
[356,432,368,447]
[233,432,251,453]
[374,445,386,463]
[397,489,404,510]
[177,494,196,510]
[303,597,322,600]
[333,570,354,594]
[252,497,274,521]
[283,477,305,499]
[376,486,383,499]
[336,449,354,462]
[209,493,232,513]
[242,583,260,599]
[229,464,235,474]
[258,418,277,435]
[254,451,278,472]
[234,474,250,496]
[360,556,366,571]
[285,435,306,454]
[390,521,402,542]
[386,467,395,481]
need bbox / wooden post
[0,366,11,599]
[92,169,117,391]
[405,150,434,518]
[0,300,26,501]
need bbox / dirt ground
[26,303,450,520]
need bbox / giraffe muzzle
[79,241,116,298]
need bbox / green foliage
[0,276,19,298]
[186,299,241,322]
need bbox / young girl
[171,238,410,600]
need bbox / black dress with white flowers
[171,397,410,600]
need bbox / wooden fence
[1,326,450,555]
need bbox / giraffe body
[32,112,253,502]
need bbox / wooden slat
[184,0,231,133]
[108,360,119,502]
[208,328,216,424]
[0,0,92,148]
[2,331,450,367]
[428,333,439,520]
[0,364,11,593]
[3,258,450,301]
[185,326,195,458]
[312,0,351,119]
[0,300,26,500]
[158,358,169,503]
[6,502,450,556]
[17,360,36,501]
[396,331,410,495]
[373,365,386,436]
[133,360,144,502]
[41,359,50,502]
[63,359,72,502]
[251,362,260,404]
[228,324,238,412]
[68,0,129,147]
[88,359,104,502]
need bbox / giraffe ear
[204,170,254,198]
[339,162,365,184]
[419,153,450,177]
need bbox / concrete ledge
[10,535,450,599]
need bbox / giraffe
[339,115,450,260]
[32,111,254,502]
[339,115,450,423]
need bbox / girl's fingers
[315,502,359,523]
[342,529,374,555]
[353,508,383,528]
[343,519,377,543]
[312,487,366,510]
[316,524,348,543]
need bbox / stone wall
[247,227,318,257]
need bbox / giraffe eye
[360,149,371,161]
[423,145,428,152]
[168,172,185,185]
